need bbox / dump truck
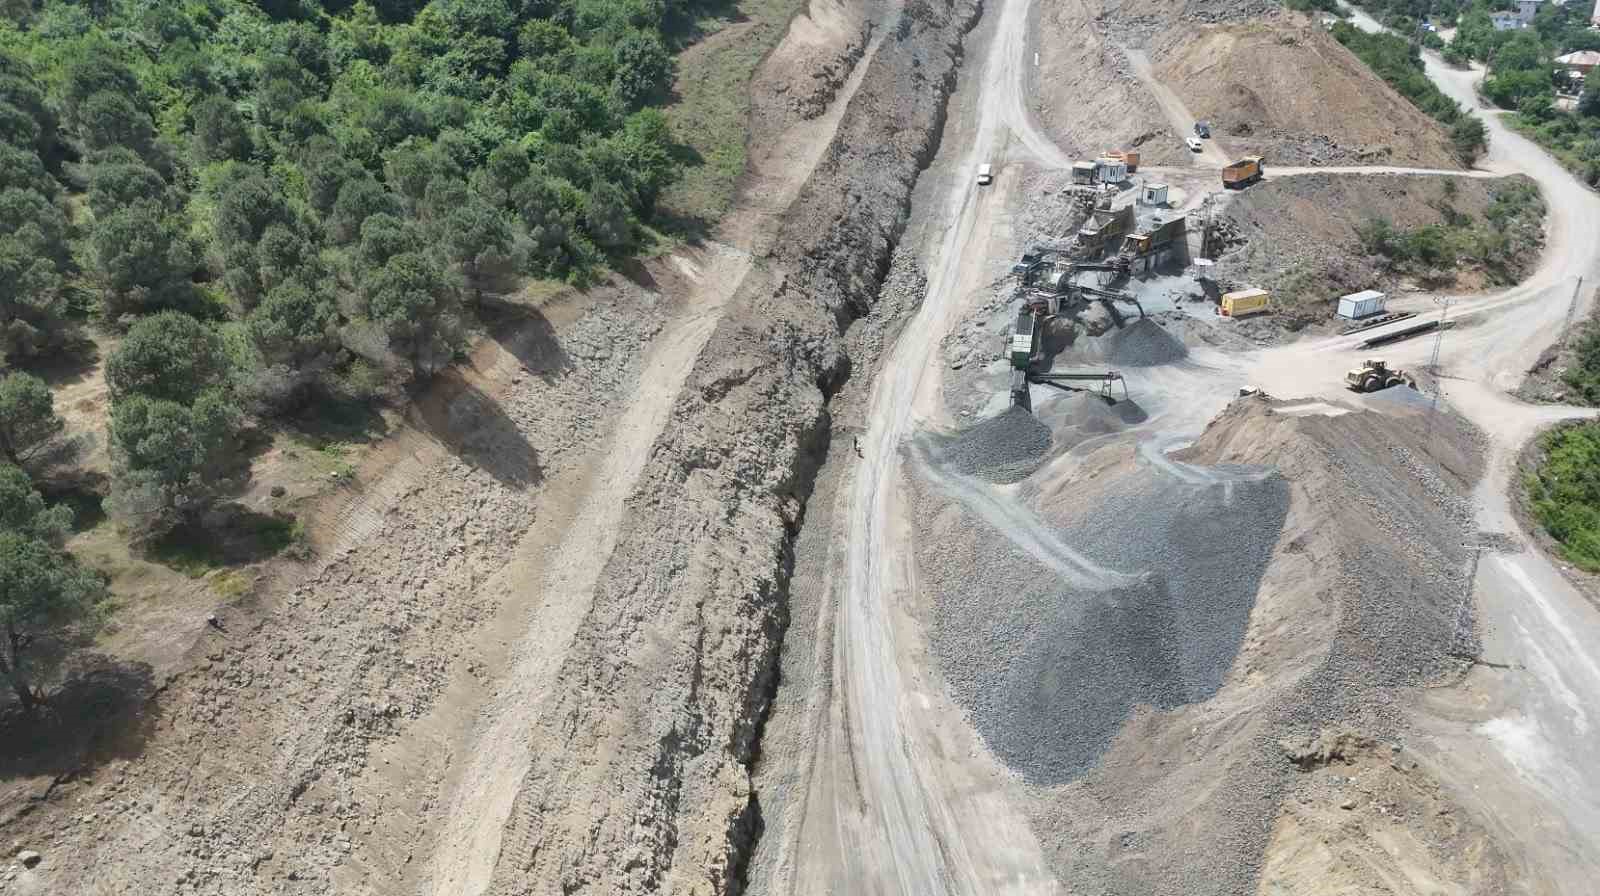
[1345,359,1413,393]
[1104,149,1140,172]
[1222,156,1264,189]
[1220,288,1270,318]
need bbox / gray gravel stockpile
[1067,318,1189,368]
[918,462,1289,785]
[930,406,1054,484]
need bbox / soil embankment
[1214,172,1545,327]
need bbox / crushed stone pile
[931,406,1053,484]
[1066,318,1188,368]
[918,460,1289,785]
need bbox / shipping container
[1010,311,1036,369]
[1095,158,1128,184]
[1221,288,1270,317]
[1072,161,1098,185]
[1142,182,1169,206]
[1337,289,1387,320]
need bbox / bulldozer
[1345,358,1413,393]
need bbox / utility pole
[1424,296,1455,458]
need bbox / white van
[977,163,993,186]
[1185,136,1203,153]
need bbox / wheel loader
[1345,358,1413,393]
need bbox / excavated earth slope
[1152,14,1466,168]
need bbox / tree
[77,91,156,157]
[87,158,169,217]
[0,101,40,153]
[360,251,463,377]
[191,95,254,163]
[60,51,142,130]
[584,180,632,249]
[472,141,529,207]
[0,464,68,540]
[90,201,196,318]
[434,196,511,299]
[0,235,68,363]
[611,30,671,109]
[249,281,337,367]
[0,529,105,711]
[0,144,50,196]
[106,312,231,404]
[329,175,400,244]
[107,389,242,538]
[1580,75,1600,117]
[355,212,424,272]
[299,135,364,218]
[0,374,64,470]
[1450,115,1488,164]
[0,75,59,156]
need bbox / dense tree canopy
[0,462,103,711]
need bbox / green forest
[0,0,694,538]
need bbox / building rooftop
[1557,50,1600,66]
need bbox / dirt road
[1121,47,1229,167]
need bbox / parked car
[1185,136,1203,153]
[977,163,993,186]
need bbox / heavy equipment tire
[1361,374,1382,392]
[1385,376,1405,389]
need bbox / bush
[1527,423,1600,570]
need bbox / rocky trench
[478,0,985,891]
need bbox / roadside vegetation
[1526,422,1600,571]
[1331,23,1487,163]
[1355,177,1543,283]
[1553,317,1600,404]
